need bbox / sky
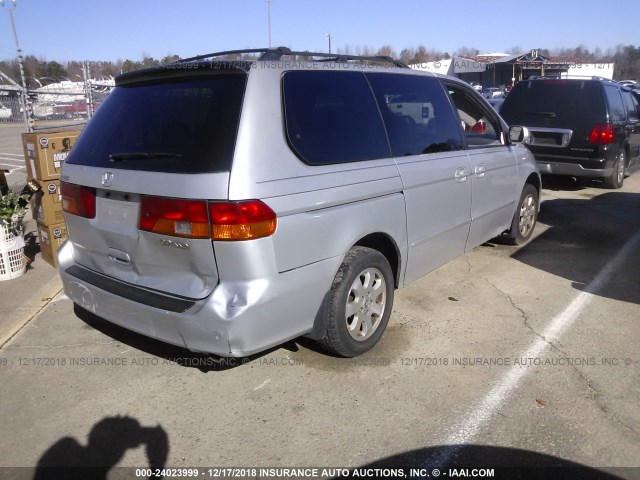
[0,0,638,63]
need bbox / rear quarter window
[603,85,626,122]
[66,75,247,173]
[282,71,390,165]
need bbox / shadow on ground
[345,444,626,479]
[32,415,168,480]
[512,191,640,305]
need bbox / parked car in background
[32,101,58,120]
[501,77,639,188]
[621,87,640,162]
[487,97,505,113]
[0,102,11,121]
[386,93,434,125]
[58,47,540,359]
[53,99,101,119]
[482,87,503,99]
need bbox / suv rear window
[501,80,606,123]
[66,75,247,173]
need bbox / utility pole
[326,33,333,54]
[267,0,272,48]
[1,0,30,132]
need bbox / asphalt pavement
[0,132,639,478]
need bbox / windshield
[66,74,247,173]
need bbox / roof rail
[174,47,408,68]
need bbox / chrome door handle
[475,163,487,178]
[455,167,469,183]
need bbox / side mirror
[509,125,531,144]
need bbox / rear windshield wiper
[109,152,183,162]
[524,111,557,118]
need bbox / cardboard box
[37,221,67,268]
[30,179,64,225]
[22,130,80,181]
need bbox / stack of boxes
[22,131,80,267]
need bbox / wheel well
[354,233,401,288]
[525,172,541,195]
[624,143,630,167]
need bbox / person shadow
[33,416,169,480]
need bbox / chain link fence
[0,74,113,132]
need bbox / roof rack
[174,47,408,68]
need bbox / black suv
[501,77,640,188]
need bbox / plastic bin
[0,223,26,281]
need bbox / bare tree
[377,45,397,58]
[399,48,413,65]
[455,46,480,58]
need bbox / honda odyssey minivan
[58,47,541,358]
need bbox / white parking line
[0,155,25,173]
[422,228,640,469]
[0,165,26,173]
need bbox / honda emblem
[101,172,113,187]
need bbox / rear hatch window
[501,80,606,126]
[67,74,247,173]
[62,70,248,300]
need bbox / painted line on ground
[0,165,26,173]
[422,227,640,470]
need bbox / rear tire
[502,184,539,245]
[603,150,625,189]
[319,246,394,357]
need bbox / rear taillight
[61,182,96,219]
[589,124,614,144]
[138,197,277,241]
[140,197,210,239]
[209,200,277,241]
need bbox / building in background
[411,49,615,88]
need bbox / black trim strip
[65,265,196,313]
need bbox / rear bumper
[531,145,619,178]
[536,161,613,178]
[58,240,342,357]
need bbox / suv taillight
[139,197,277,241]
[589,124,614,144]
[61,182,96,219]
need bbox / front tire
[319,246,394,357]
[502,184,539,245]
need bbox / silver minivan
[58,48,541,357]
